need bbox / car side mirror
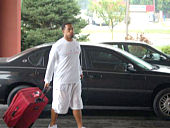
[160,55,167,61]
[127,63,136,72]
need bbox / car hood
[152,65,170,74]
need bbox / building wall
[0,0,21,57]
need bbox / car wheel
[153,88,170,120]
[7,85,29,106]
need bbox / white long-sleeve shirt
[44,37,82,85]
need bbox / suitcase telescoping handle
[42,86,51,95]
[41,86,51,99]
[35,86,51,103]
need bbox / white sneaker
[82,127,86,128]
[48,124,57,128]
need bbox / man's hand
[44,83,50,89]
[80,74,83,79]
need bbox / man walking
[44,23,85,128]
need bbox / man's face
[63,24,74,40]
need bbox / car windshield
[113,47,153,70]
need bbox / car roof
[22,40,148,50]
[8,40,165,62]
[100,40,150,45]
[79,42,130,53]
[33,41,118,50]
[6,41,155,70]
[9,42,115,59]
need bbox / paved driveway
[1,105,170,128]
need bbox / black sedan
[102,41,170,66]
[0,43,170,120]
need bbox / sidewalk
[1,115,170,128]
[1,106,170,128]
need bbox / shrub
[161,45,170,55]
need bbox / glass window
[28,49,45,66]
[85,47,126,72]
[44,47,51,67]
[115,47,153,70]
[127,45,162,61]
[128,45,147,58]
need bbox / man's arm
[44,45,57,88]
[79,44,83,79]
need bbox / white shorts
[52,82,83,114]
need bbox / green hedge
[161,45,170,55]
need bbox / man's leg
[73,109,83,128]
[50,108,58,126]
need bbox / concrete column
[0,0,21,57]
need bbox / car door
[28,47,50,85]
[31,46,88,104]
[82,46,148,109]
[28,46,53,103]
[80,50,88,105]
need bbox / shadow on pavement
[40,109,156,120]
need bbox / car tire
[153,88,170,120]
[7,85,29,106]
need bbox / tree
[89,0,125,39]
[21,0,87,50]
[130,0,153,5]
[156,0,170,14]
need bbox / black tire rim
[159,93,170,116]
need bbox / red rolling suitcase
[3,87,49,128]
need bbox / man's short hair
[61,23,72,30]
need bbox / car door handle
[88,75,94,79]
[88,74,102,79]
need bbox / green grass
[156,45,170,49]
[144,29,170,34]
[120,29,170,34]
[155,45,170,54]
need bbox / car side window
[44,47,51,67]
[127,45,163,61]
[28,49,45,66]
[85,47,126,72]
[128,45,147,58]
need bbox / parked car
[101,41,170,66]
[0,43,170,120]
